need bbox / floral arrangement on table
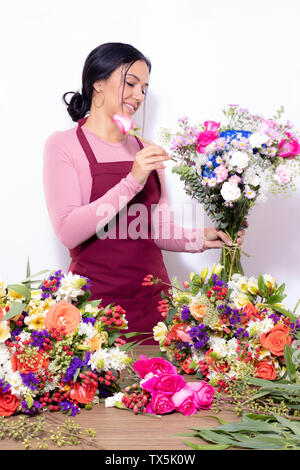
[148,265,300,389]
[0,264,135,417]
[105,354,215,416]
[159,105,300,278]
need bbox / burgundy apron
[68,117,171,344]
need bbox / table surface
[0,345,240,451]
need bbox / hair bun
[62,90,89,122]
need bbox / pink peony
[196,121,220,154]
[278,133,300,159]
[171,385,197,416]
[141,373,186,395]
[187,381,215,410]
[274,164,292,184]
[133,355,178,379]
[228,174,241,184]
[214,164,228,183]
[112,114,134,135]
[147,392,175,415]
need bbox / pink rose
[274,164,292,184]
[278,133,300,159]
[204,121,221,133]
[214,164,228,183]
[228,174,241,184]
[196,121,220,154]
[147,392,175,415]
[188,381,215,410]
[171,385,197,416]
[141,373,186,395]
[133,355,177,379]
[112,114,134,135]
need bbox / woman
[43,42,245,344]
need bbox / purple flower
[0,379,10,394]
[21,400,43,415]
[59,400,80,416]
[30,329,51,350]
[20,372,39,391]
[63,356,84,383]
[181,305,191,321]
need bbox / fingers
[216,230,233,246]
[204,239,224,249]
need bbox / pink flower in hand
[278,132,300,159]
[112,114,134,135]
[188,381,215,410]
[171,385,197,416]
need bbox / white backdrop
[0,0,299,310]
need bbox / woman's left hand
[203,226,247,250]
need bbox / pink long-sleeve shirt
[42,124,205,253]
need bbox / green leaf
[273,414,300,436]
[73,367,81,383]
[284,344,296,382]
[257,273,269,299]
[3,301,27,321]
[165,307,178,326]
[7,283,31,301]
[263,304,297,323]
[266,294,287,304]
[183,440,229,450]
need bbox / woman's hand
[130,145,171,186]
[203,224,247,250]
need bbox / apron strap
[76,116,144,164]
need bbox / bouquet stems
[219,243,244,280]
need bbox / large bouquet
[0,265,133,416]
[159,106,300,278]
[151,266,300,389]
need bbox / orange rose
[190,303,207,322]
[205,349,230,373]
[180,357,196,374]
[242,303,259,322]
[255,361,276,380]
[11,349,49,374]
[169,323,191,343]
[0,389,20,416]
[69,380,98,404]
[44,300,81,336]
[260,324,291,356]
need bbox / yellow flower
[7,288,25,303]
[153,322,168,344]
[200,267,209,281]
[247,279,259,295]
[25,312,46,330]
[263,274,276,290]
[232,293,249,308]
[211,264,223,276]
[0,321,10,342]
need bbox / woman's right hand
[130,145,171,186]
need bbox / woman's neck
[83,112,125,144]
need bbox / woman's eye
[125,81,147,95]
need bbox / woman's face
[94,60,149,118]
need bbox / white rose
[220,182,241,202]
[249,132,270,148]
[226,151,249,170]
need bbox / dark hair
[62,42,151,124]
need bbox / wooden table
[0,345,240,451]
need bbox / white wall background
[0,0,299,310]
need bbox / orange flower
[190,303,207,322]
[69,380,98,404]
[204,349,230,373]
[44,300,81,336]
[255,361,276,380]
[260,323,291,356]
[242,303,259,322]
[169,323,191,343]
[11,349,49,374]
[180,357,195,375]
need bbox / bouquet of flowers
[159,105,300,278]
[0,264,134,417]
[150,265,300,389]
[105,354,215,416]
